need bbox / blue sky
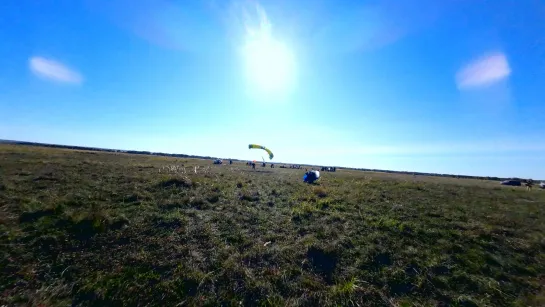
[1,0,545,178]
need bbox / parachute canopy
[248,144,274,160]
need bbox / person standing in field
[526,179,534,191]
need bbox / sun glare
[243,34,295,93]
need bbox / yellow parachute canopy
[248,144,274,160]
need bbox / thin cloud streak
[29,57,83,84]
[456,52,510,89]
[244,2,270,38]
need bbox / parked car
[540,182,545,189]
[213,159,223,165]
[501,180,521,186]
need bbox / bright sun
[243,34,295,93]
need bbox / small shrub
[207,194,220,203]
[313,187,328,198]
[110,215,130,230]
[240,192,259,202]
[153,214,184,229]
[159,177,192,188]
[123,194,139,203]
[190,197,208,209]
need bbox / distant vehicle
[320,166,337,172]
[501,180,521,186]
[540,182,545,189]
[213,159,223,165]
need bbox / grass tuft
[159,177,192,188]
[332,277,360,295]
[239,191,259,202]
[206,193,220,203]
[313,187,328,198]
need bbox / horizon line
[1,139,538,181]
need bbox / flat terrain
[1,145,544,306]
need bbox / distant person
[229,159,232,165]
[526,179,534,191]
[252,162,256,169]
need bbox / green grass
[1,144,545,306]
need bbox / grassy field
[1,144,545,306]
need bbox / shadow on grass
[306,246,339,284]
[19,208,58,223]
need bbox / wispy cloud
[227,0,272,43]
[456,52,510,89]
[29,57,83,84]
